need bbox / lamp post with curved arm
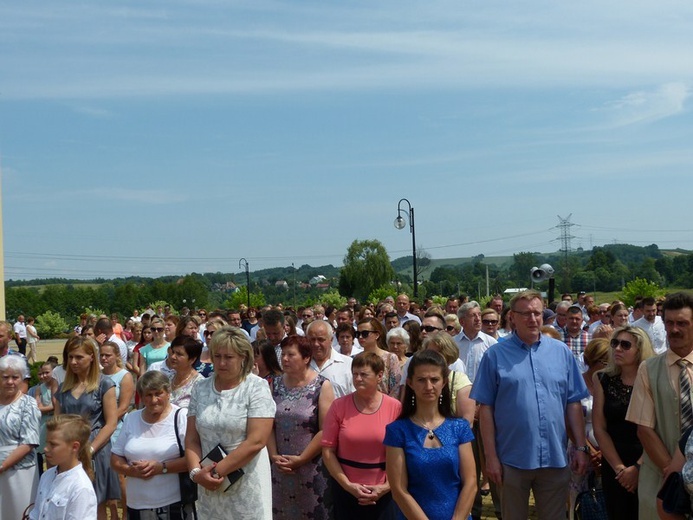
[394,198,418,298]
[239,258,250,308]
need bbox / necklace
[172,371,195,390]
[411,416,443,440]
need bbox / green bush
[321,290,347,309]
[35,310,70,338]
[619,278,663,307]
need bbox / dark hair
[170,335,203,365]
[385,311,398,320]
[641,297,657,307]
[402,320,422,353]
[263,309,285,327]
[357,317,387,350]
[352,351,385,374]
[280,335,312,359]
[335,323,355,339]
[94,317,113,335]
[662,292,693,318]
[252,339,282,376]
[422,309,445,330]
[399,350,451,419]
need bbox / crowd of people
[1,290,693,519]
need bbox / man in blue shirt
[470,290,589,520]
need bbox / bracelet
[90,446,95,456]
[189,467,202,482]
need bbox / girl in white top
[30,414,97,520]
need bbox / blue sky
[1,1,693,280]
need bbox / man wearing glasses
[471,290,589,520]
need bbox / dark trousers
[330,478,397,520]
[16,337,27,355]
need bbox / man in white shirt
[307,320,354,398]
[632,297,667,354]
[395,294,421,325]
[454,301,497,384]
[13,315,27,356]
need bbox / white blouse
[29,463,96,520]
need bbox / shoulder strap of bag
[173,408,184,457]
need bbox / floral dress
[271,374,331,519]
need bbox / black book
[200,444,244,492]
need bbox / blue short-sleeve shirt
[470,332,588,470]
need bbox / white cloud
[602,82,690,127]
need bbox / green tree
[35,311,70,338]
[225,287,266,309]
[338,240,395,302]
[619,278,663,307]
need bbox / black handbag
[657,471,691,515]
[174,408,198,509]
[574,474,608,520]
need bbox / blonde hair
[46,414,94,480]
[62,335,101,393]
[603,325,655,377]
[208,326,254,380]
[422,332,460,366]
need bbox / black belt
[337,456,386,470]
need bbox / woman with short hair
[168,335,204,408]
[269,335,335,519]
[186,326,276,519]
[0,355,41,519]
[111,371,193,519]
[322,352,401,519]
[386,327,410,369]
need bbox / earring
[439,394,443,405]
[411,394,415,407]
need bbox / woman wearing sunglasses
[356,318,403,399]
[138,318,170,373]
[592,326,655,520]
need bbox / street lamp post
[394,198,418,298]
[239,258,250,308]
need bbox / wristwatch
[162,462,168,474]
[575,445,590,453]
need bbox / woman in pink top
[322,352,402,520]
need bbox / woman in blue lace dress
[384,350,476,520]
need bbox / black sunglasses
[445,325,457,332]
[423,325,442,333]
[151,327,164,333]
[356,330,377,339]
[610,339,633,351]
[204,330,214,337]
[482,319,499,326]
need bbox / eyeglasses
[610,339,633,350]
[198,313,207,317]
[482,319,499,326]
[445,325,457,332]
[302,314,313,319]
[423,325,442,333]
[151,327,164,333]
[356,330,377,339]
[513,311,542,319]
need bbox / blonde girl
[30,415,97,519]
